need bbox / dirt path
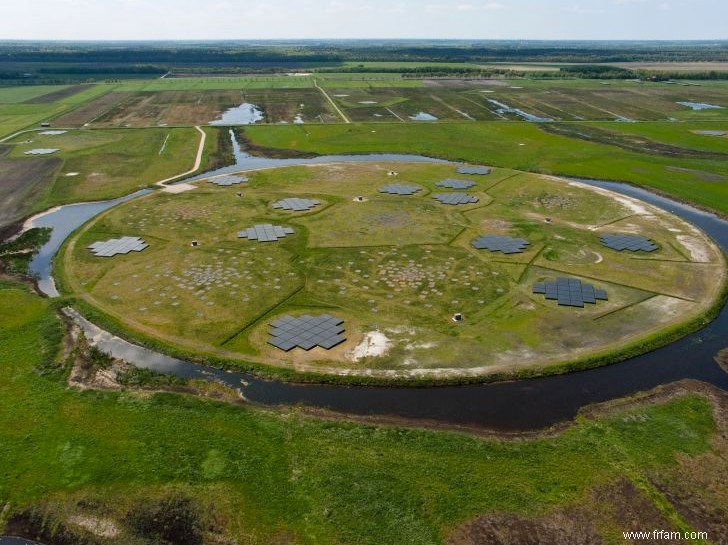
[154,125,206,193]
[314,80,351,123]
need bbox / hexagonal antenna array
[472,235,530,254]
[268,314,346,351]
[237,224,294,242]
[533,277,608,308]
[272,197,321,211]
[457,166,491,175]
[378,184,422,196]
[88,236,148,257]
[600,234,659,252]
[24,148,59,155]
[436,179,476,190]
[209,175,249,186]
[433,193,479,205]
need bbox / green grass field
[1,280,725,544]
[245,122,728,216]
[4,127,204,210]
[0,85,73,104]
[59,162,724,380]
[0,85,114,139]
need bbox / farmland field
[60,162,724,379]
[2,127,205,213]
[86,88,340,127]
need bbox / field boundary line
[531,263,697,302]
[315,79,351,123]
[386,107,405,122]
[593,294,659,321]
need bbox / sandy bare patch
[565,178,652,215]
[348,331,392,361]
[68,515,121,538]
[161,182,196,193]
[64,172,80,177]
[677,235,711,263]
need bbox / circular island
[60,162,726,381]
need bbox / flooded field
[209,102,264,125]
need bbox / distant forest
[1,41,727,82]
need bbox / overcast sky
[1,0,726,41]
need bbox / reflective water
[486,99,553,122]
[676,101,723,111]
[186,129,446,182]
[27,190,151,296]
[209,103,264,125]
[409,112,438,121]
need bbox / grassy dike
[0,280,722,544]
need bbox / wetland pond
[486,99,553,122]
[209,103,264,125]
[409,112,438,121]
[677,101,724,111]
[25,135,728,431]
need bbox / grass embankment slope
[245,122,728,216]
[0,281,726,544]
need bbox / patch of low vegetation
[115,366,188,388]
[541,123,728,160]
[0,227,51,275]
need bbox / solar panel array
[268,314,346,351]
[378,184,422,196]
[600,234,659,252]
[272,197,321,211]
[209,175,249,186]
[238,224,294,242]
[433,193,479,205]
[88,236,148,257]
[436,179,476,190]
[533,277,608,308]
[24,148,59,155]
[457,166,491,175]
[472,234,530,254]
